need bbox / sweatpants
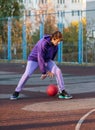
[15,60,65,93]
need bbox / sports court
[0,63,95,130]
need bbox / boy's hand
[40,74,47,80]
[40,71,54,80]
[47,71,54,78]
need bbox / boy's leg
[46,60,65,93]
[10,61,38,100]
[15,61,38,92]
[46,60,72,99]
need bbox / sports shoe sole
[58,95,73,99]
[10,96,19,100]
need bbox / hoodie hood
[43,35,54,46]
[43,35,51,43]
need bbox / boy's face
[51,38,62,46]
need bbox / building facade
[21,0,86,26]
[86,0,95,38]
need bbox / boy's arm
[37,39,47,74]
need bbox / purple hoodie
[28,35,58,74]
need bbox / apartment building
[20,0,95,36]
[21,0,86,26]
[86,0,95,38]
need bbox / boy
[10,31,72,100]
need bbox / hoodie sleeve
[51,47,58,60]
[37,39,48,74]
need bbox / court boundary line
[75,109,95,130]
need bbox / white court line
[75,109,95,130]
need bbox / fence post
[40,14,44,39]
[78,10,83,64]
[58,11,63,63]
[8,17,12,61]
[22,23,27,60]
[78,21,83,64]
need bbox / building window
[28,10,31,16]
[72,11,74,16]
[45,0,47,4]
[42,0,44,4]
[77,10,80,16]
[57,0,65,4]
[57,11,65,17]
[63,11,65,17]
[40,0,47,4]
[72,0,80,3]
[72,10,80,16]
[63,0,65,3]
[61,11,65,17]
[57,11,59,17]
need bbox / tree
[32,0,57,35]
[63,19,86,62]
[43,1,58,34]
[0,0,25,58]
[0,0,24,18]
[0,0,24,45]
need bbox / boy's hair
[51,31,63,41]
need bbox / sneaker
[10,92,19,100]
[58,90,72,99]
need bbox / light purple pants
[15,60,65,93]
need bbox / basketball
[46,84,58,96]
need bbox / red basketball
[46,84,58,96]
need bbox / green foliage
[44,15,57,34]
[63,23,78,55]
[0,0,24,45]
[63,21,86,62]
[0,0,24,18]
[32,30,40,44]
[11,19,23,44]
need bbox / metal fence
[0,10,95,64]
